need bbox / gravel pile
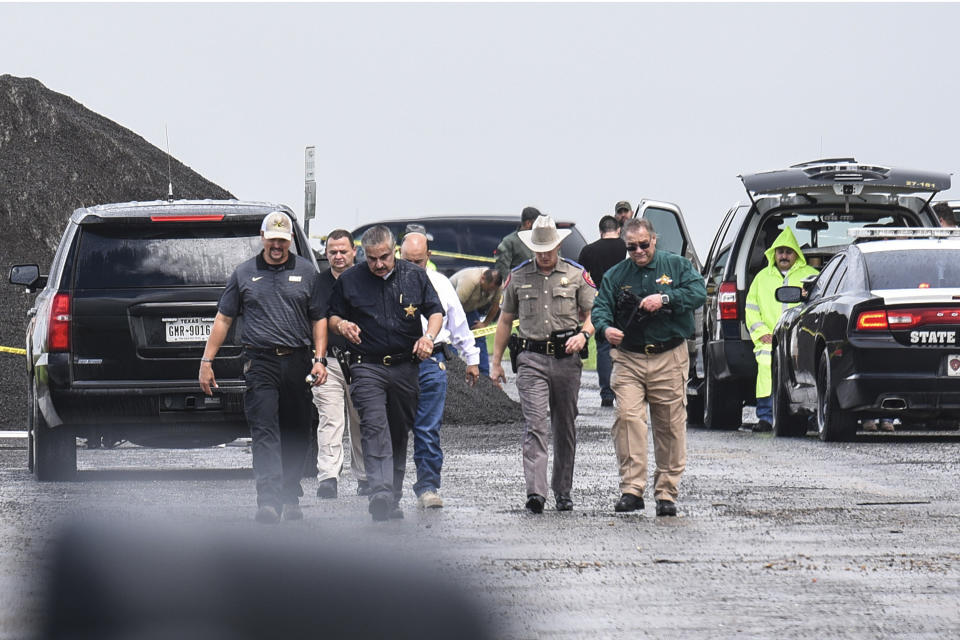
[442,355,522,426]
[0,75,233,429]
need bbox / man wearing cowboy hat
[491,215,596,514]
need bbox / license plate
[949,354,960,377]
[164,317,213,343]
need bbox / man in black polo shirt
[199,211,327,524]
[577,214,627,407]
[329,225,444,521]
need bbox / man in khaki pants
[590,218,706,516]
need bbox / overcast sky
[4,2,959,255]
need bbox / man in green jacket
[494,206,540,280]
[744,226,819,432]
[591,218,706,517]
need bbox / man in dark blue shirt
[329,225,444,521]
[200,211,327,524]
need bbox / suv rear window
[74,223,270,288]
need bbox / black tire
[771,353,807,438]
[32,382,77,481]
[816,347,857,442]
[703,354,741,430]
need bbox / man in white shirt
[400,232,481,508]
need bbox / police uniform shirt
[501,258,595,341]
[329,259,444,357]
[218,253,325,349]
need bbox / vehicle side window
[707,245,731,293]
[823,260,848,297]
[809,256,841,300]
[643,207,684,256]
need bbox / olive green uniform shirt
[494,231,534,280]
[501,258,595,341]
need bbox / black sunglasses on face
[626,242,650,252]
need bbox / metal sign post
[304,146,316,227]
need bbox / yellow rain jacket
[744,227,819,398]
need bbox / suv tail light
[48,293,71,352]
[718,282,738,320]
[149,214,225,222]
[856,306,960,331]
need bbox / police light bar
[848,227,960,239]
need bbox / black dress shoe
[525,494,546,514]
[356,480,372,496]
[655,499,677,516]
[614,493,644,513]
[555,495,574,511]
[389,505,404,520]
[368,494,391,521]
[752,420,772,433]
[316,477,337,499]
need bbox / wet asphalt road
[1,371,959,639]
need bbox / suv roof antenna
[165,125,174,201]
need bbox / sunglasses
[626,242,651,252]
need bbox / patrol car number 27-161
[770,227,960,442]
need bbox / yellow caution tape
[1,346,27,355]
[470,320,518,338]
[428,249,496,264]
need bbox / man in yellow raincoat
[744,227,818,432]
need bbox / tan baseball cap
[261,211,293,242]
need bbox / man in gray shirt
[200,211,328,524]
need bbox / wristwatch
[580,330,592,340]
[424,332,436,342]
[313,356,328,366]
[660,294,670,306]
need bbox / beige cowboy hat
[518,215,571,252]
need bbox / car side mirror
[776,286,803,303]
[9,264,45,292]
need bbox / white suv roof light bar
[849,227,960,239]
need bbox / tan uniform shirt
[501,258,595,341]
[450,267,497,313]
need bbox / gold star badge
[656,274,673,285]
[404,303,417,317]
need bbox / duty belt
[620,336,684,356]
[348,351,419,366]
[513,337,572,358]
[244,345,308,357]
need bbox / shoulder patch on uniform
[503,273,512,288]
[581,270,596,288]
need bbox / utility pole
[304,146,317,235]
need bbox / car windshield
[865,249,960,290]
[75,222,271,288]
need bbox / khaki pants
[312,359,365,483]
[611,344,688,502]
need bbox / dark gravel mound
[443,356,522,425]
[0,75,234,429]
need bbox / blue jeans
[756,396,773,423]
[465,309,490,376]
[412,352,448,496]
[596,337,614,402]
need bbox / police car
[770,228,960,441]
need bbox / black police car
[770,228,960,441]
[694,159,951,430]
[8,200,317,480]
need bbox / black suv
[350,216,587,278]
[9,200,316,480]
[694,159,951,429]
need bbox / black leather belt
[514,337,571,358]
[349,351,418,366]
[244,345,308,357]
[620,337,684,355]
